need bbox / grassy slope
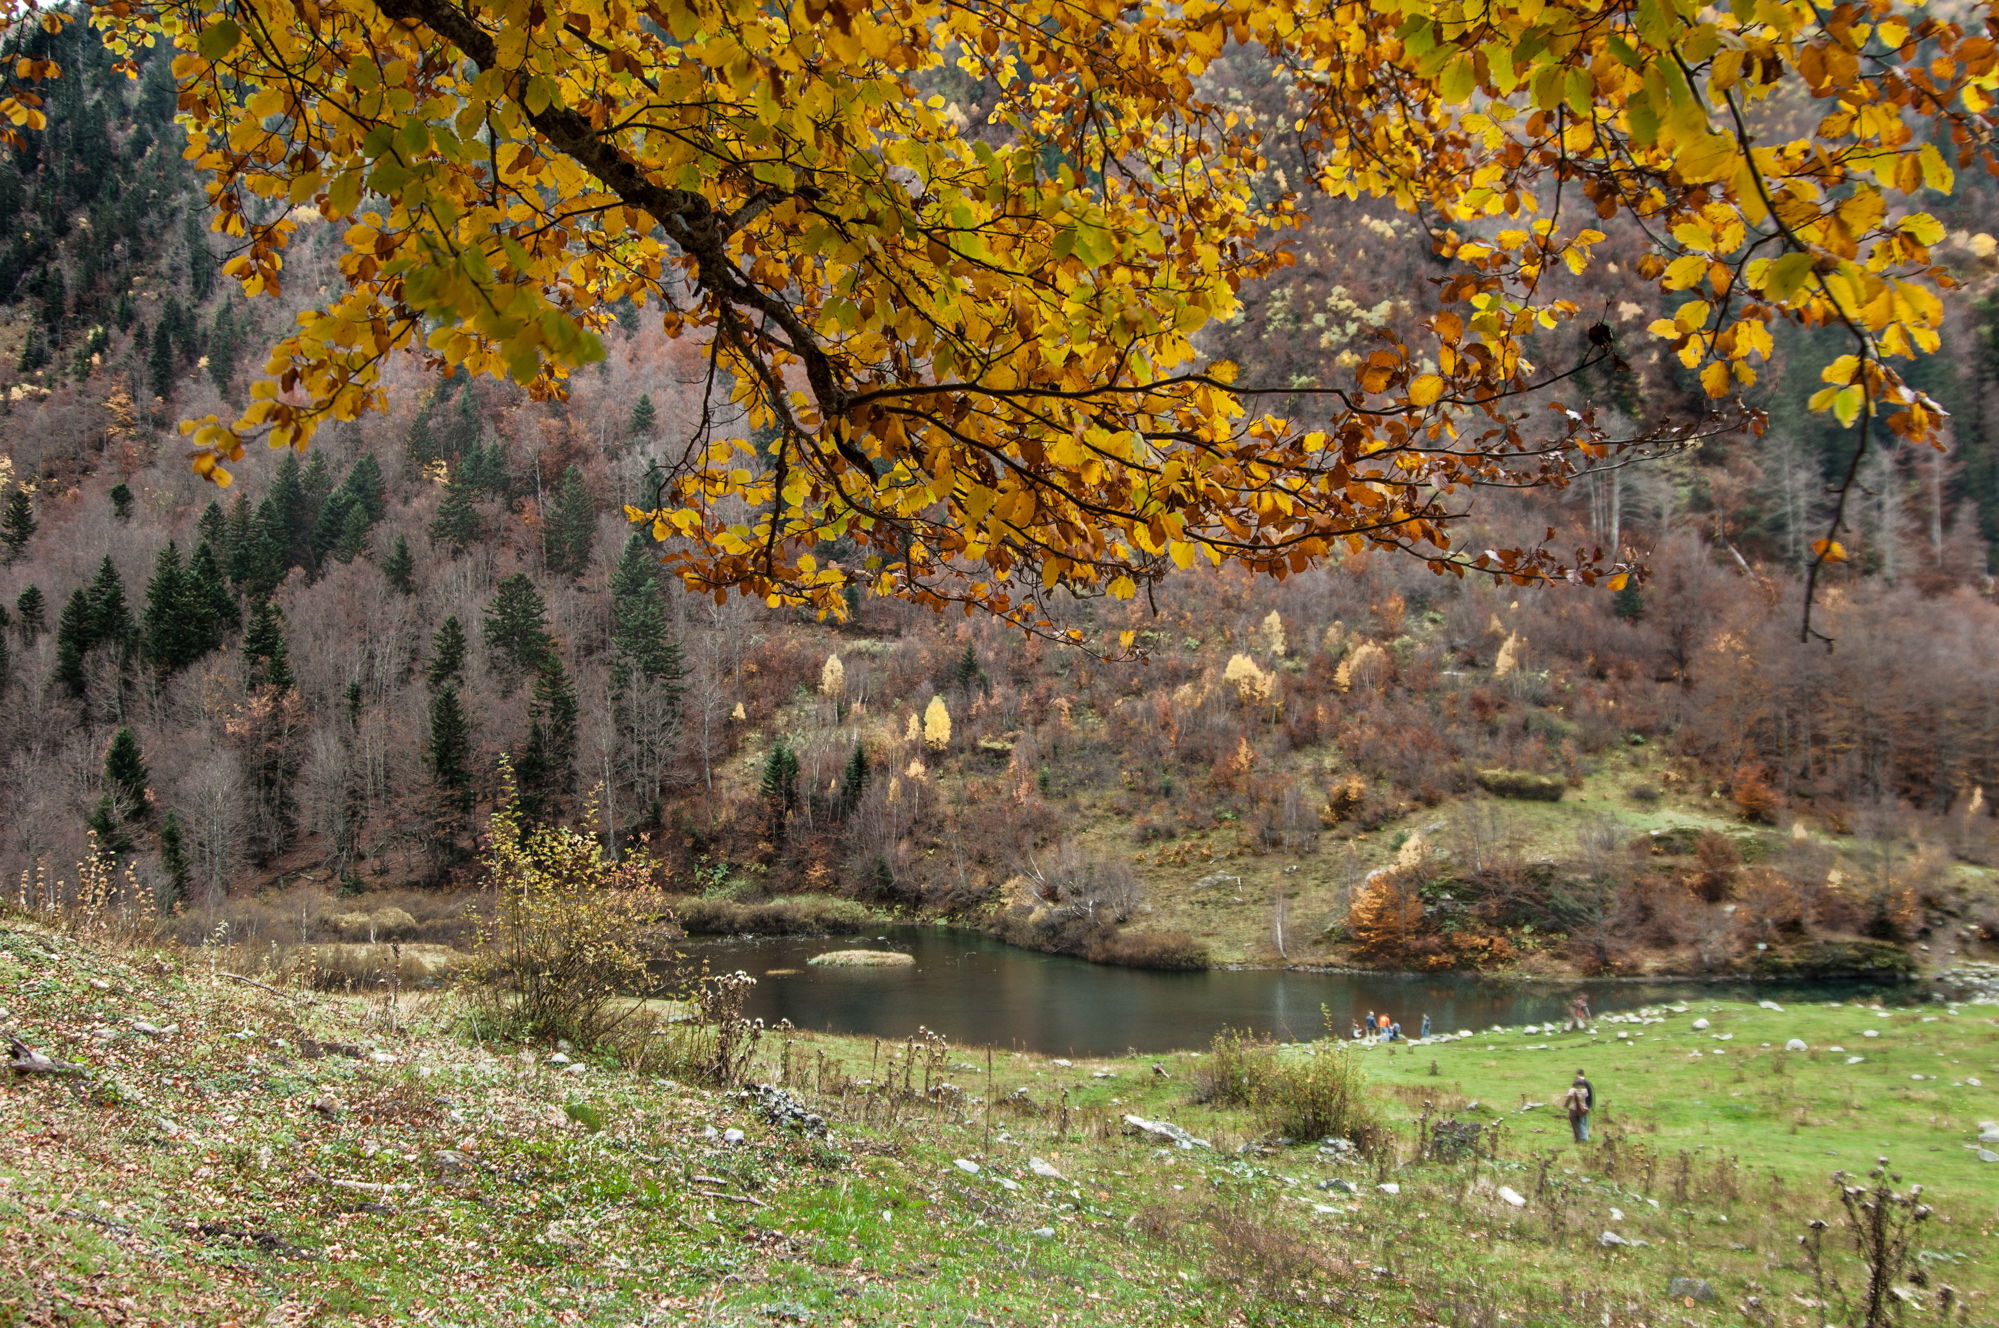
[1092,747,1753,967]
[4,923,1997,1328]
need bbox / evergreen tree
[609,532,688,689]
[1612,581,1646,622]
[1,488,35,561]
[427,683,473,807]
[759,739,800,841]
[543,464,595,577]
[104,726,149,815]
[146,318,175,399]
[344,453,386,523]
[838,741,871,818]
[463,439,510,493]
[629,392,657,441]
[207,303,239,394]
[242,601,295,692]
[439,386,480,459]
[0,626,10,695]
[109,482,133,520]
[330,501,371,562]
[521,653,579,809]
[188,541,239,637]
[482,572,553,681]
[184,211,215,300]
[197,498,227,550]
[142,541,202,675]
[87,794,132,856]
[343,679,363,725]
[52,586,94,696]
[269,452,318,570]
[381,533,416,595]
[426,615,467,689]
[310,489,356,567]
[158,810,191,906]
[16,323,48,373]
[85,556,132,650]
[405,394,439,465]
[226,502,281,597]
[16,585,46,643]
[429,470,483,555]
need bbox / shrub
[468,773,675,1049]
[1257,1046,1387,1151]
[1473,768,1565,801]
[1731,762,1782,824]
[1190,1027,1271,1108]
[1085,929,1210,970]
[669,894,880,935]
[1748,940,1916,982]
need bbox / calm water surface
[683,928,1895,1056]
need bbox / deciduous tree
[32,0,1982,643]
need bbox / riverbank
[7,920,1996,1326]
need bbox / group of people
[1350,1010,1431,1043]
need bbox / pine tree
[108,482,133,520]
[235,498,288,598]
[188,541,239,638]
[428,683,473,807]
[629,393,657,441]
[525,653,579,804]
[838,741,871,818]
[1612,581,1645,622]
[440,386,480,459]
[543,464,595,578]
[207,302,239,394]
[609,533,687,689]
[483,572,553,682]
[242,601,295,692]
[104,726,149,816]
[310,489,356,567]
[197,499,227,550]
[429,470,483,555]
[1,488,35,561]
[0,627,9,695]
[16,323,48,373]
[426,615,467,689]
[463,439,510,493]
[269,452,318,571]
[88,795,132,856]
[331,501,371,563]
[759,739,800,841]
[142,541,201,674]
[405,392,439,465]
[344,453,386,523]
[158,810,191,906]
[13,585,44,643]
[381,533,416,595]
[146,318,175,399]
[85,556,133,651]
[52,586,94,696]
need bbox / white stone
[1691,1018,1711,1031]
[1028,1157,1063,1179]
[1031,1226,1056,1238]
[562,1062,586,1075]
[1786,1039,1809,1052]
[997,1177,1020,1192]
[368,1051,396,1064]
[1863,1030,1880,1038]
[1980,1150,1999,1164]
[953,1158,981,1174]
[1847,1056,1865,1065]
[1377,1183,1400,1195]
[1759,1000,1784,1011]
[722,1128,745,1144]
[1599,1231,1630,1248]
[1498,1187,1527,1207]
[547,1052,572,1066]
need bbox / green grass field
[4,921,1995,1327]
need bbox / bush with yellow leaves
[469,765,675,1049]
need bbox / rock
[1497,1186,1526,1208]
[1978,1128,1999,1144]
[547,1052,572,1066]
[1599,1230,1631,1248]
[1151,1063,1169,1077]
[996,1177,1021,1192]
[722,1128,745,1145]
[1376,1182,1400,1195]
[1667,1277,1716,1304]
[953,1158,981,1175]
[130,1021,163,1036]
[1092,1070,1114,1079]
[1052,1058,1072,1067]
[368,1050,397,1064]
[736,1083,827,1136]
[562,1062,587,1075]
[1320,1178,1359,1195]
[1785,1039,1809,1052]
[1610,1208,1624,1221]
[1758,1000,1784,1012]
[433,1150,474,1171]
[1978,1150,1998,1164]
[1030,1227,1056,1239]
[1028,1157,1063,1180]
[1122,1114,1210,1150]
[1847,1056,1865,1065]
[1691,1018,1711,1031]
[1864,1029,1880,1038]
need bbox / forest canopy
[2,0,1993,638]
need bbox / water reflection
[679,928,1894,1056]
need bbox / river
[682,927,1901,1056]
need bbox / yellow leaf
[1408,374,1445,407]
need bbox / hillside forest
[5,24,1999,979]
